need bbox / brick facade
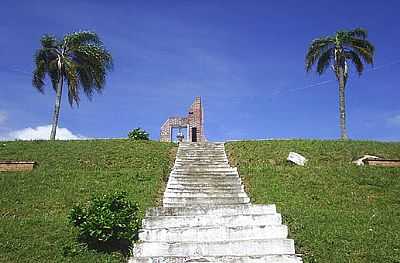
[160,97,205,142]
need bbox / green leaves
[64,31,102,51]
[69,192,140,246]
[316,47,334,75]
[305,28,375,77]
[349,27,368,40]
[128,128,150,141]
[40,34,58,49]
[345,50,364,75]
[32,31,113,106]
[305,37,334,72]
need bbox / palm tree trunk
[50,76,63,140]
[337,66,348,140]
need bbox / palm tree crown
[305,28,375,139]
[33,31,113,105]
[306,28,374,82]
[32,31,113,139]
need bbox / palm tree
[305,28,375,140]
[32,31,113,140]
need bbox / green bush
[128,128,149,140]
[69,192,140,251]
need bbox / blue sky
[0,0,399,141]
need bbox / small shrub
[69,192,140,252]
[128,128,149,140]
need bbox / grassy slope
[226,140,400,263]
[0,140,176,263]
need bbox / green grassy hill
[0,140,176,262]
[2,139,399,263]
[226,140,400,263]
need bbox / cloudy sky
[1,0,399,141]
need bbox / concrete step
[177,152,226,154]
[170,172,239,178]
[146,204,277,217]
[169,174,240,179]
[178,144,224,147]
[166,185,244,191]
[165,187,244,193]
[163,192,248,198]
[163,202,249,208]
[166,183,243,190]
[175,161,229,165]
[178,146,224,148]
[175,157,227,160]
[129,255,302,263]
[175,160,229,164]
[167,181,243,187]
[165,188,245,194]
[177,154,227,157]
[132,238,295,257]
[175,157,228,160]
[168,177,242,184]
[168,177,240,182]
[172,168,237,173]
[162,196,250,206]
[170,172,238,176]
[142,213,281,229]
[174,165,232,169]
[178,145,224,148]
[174,162,230,166]
[139,224,288,242]
[165,189,244,195]
[178,150,225,152]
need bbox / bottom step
[129,255,302,263]
[133,239,295,257]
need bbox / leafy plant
[69,192,140,252]
[128,128,149,140]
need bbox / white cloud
[387,114,400,127]
[0,111,7,125]
[2,125,86,141]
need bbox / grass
[226,140,400,263]
[0,139,176,263]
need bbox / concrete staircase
[129,142,303,263]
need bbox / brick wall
[160,97,205,142]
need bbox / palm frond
[32,49,59,92]
[32,66,46,92]
[40,34,58,48]
[305,37,334,72]
[349,28,368,40]
[348,39,375,65]
[345,51,364,75]
[316,48,334,75]
[72,44,112,89]
[63,57,80,106]
[32,50,47,92]
[64,31,102,51]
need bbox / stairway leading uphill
[129,142,303,263]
